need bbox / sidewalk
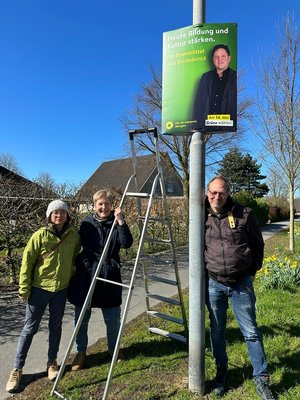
[0,220,290,399]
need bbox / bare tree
[255,13,300,251]
[0,170,82,285]
[34,173,84,218]
[0,176,51,284]
[121,66,252,198]
[34,172,56,192]
[266,167,288,198]
[0,153,23,175]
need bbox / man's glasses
[208,190,227,198]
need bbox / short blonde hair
[93,189,113,205]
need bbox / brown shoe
[71,351,86,371]
[6,368,22,393]
[47,360,58,381]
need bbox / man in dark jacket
[205,176,275,400]
[192,44,237,132]
[68,189,133,370]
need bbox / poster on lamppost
[162,23,237,135]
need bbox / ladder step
[96,277,131,290]
[146,274,177,286]
[142,255,174,265]
[126,192,163,199]
[144,237,172,244]
[147,310,184,325]
[148,327,187,343]
[126,192,150,198]
[146,293,181,305]
[52,390,67,399]
[139,216,168,223]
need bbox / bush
[265,196,290,221]
[268,206,281,222]
[232,191,269,225]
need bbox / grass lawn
[8,227,300,400]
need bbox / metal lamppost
[188,0,206,395]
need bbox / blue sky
[0,0,299,186]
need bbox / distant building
[77,153,184,200]
[0,166,46,199]
[0,166,58,228]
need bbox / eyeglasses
[52,210,67,215]
[208,190,228,198]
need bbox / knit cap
[46,200,69,219]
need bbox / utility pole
[189,0,206,395]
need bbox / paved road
[0,220,290,399]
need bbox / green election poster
[162,23,237,135]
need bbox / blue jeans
[74,305,121,353]
[206,275,268,378]
[14,287,68,369]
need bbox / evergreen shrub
[232,190,269,225]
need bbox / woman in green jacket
[6,200,81,394]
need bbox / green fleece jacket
[19,224,81,298]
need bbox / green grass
[264,225,300,259]
[8,229,300,400]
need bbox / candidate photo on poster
[192,44,237,132]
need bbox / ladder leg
[102,171,158,399]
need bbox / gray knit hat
[46,200,69,219]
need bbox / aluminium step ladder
[51,127,188,400]
[127,128,188,344]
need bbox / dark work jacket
[68,213,133,308]
[192,67,237,132]
[205,197,264,285]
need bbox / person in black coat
[192,44,237,132]
[68,190,133,370]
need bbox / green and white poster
[162,23,237,135]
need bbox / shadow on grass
[63,336,248,395]
[215,322,300,396]
[260,318,300,392]
[271,350,300,395]
[71,320,300,395]
[4,370,48,396]
[9,319,300,398]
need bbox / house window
[166,181,175,194]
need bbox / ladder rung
[96,277,132,289]
[146,274,177,286]
[126,192,163,199]
[148,327,187,343]
[147,310,184,325]
[126,192,150,198]
[144,237,172,244]
[146,293,181,305]
[142,255,174,265]
[52,390,67,399]
[139,216,168,222]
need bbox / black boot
[255,376,275,400]
[211,365,228,396]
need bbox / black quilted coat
[68,213,133,308]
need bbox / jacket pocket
[99,259,121,283]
